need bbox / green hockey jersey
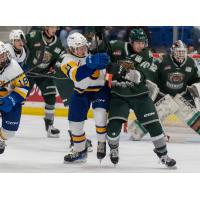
[25,30,65,73]
[106,40,155,97]
[154,54,200,96]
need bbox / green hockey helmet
[129,28,147,43]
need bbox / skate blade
[87,147,93,152]
[64,159,87,164]
[166,165,177,170]
[47,134,60,138]
[99,159,102,164]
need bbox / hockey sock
[152,135,167,156]
[143,121,164,138]
[96,125,107,142]
[44,103,55,121]
[93,108,107,142]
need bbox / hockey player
[130,40,200,141]
[5,29,27,68]
[0,41,29,154]
[25,26,65,138]
[54,53,93,152]
[60,32,110,163]
[105,28,176,167]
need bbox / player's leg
[129,80,160,140]
[64,92,90,163]
[129,94,179,141]
[92,86,110,161]
[36,78,60,138]
[53,68,74,107]
[0,105,22,154]
[107,94,130,165]
[132,94,176,168]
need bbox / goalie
[130,40,200,141]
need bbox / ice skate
[44,118,60,138]
[85,139,93,152]
[154,148,176,168]
[110,148,119,166]
[97,141,106,163]
[64,148,87,163]
[69,138,93,153]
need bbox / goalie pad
[155,94,179,121]
[128,120,148,140]
[187,83,200,98]
[173,94,200,134]
[146,80,159,101]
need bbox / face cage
[172,49,187,63]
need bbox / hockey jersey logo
[90,70,100,80]
[168,72,185,83]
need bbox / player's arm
[11,73,30,102]
[61,60,94,82]
[61,53,109,82]
[0,74,30,113]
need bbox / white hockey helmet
[171,40,187,63]
[0,41,10,70]
[9,29,25,45]
[67,32,88,49]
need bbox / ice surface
[0,115,200,173]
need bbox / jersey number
[18,77,29,86]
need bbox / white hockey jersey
[5,43,26,65]
[60,53,106,93]
[0,59,29,100]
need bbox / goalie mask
[171,40,187,64]
[67,32,88,57]
[0,41,11,73]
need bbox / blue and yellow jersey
[60,53,106,94]
[0,59,29,103]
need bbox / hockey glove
[125,69,141,84]
[0,93,17,113]
[86,53,109,70]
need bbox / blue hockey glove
[86,53,109,70]
[0,94,17,113]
